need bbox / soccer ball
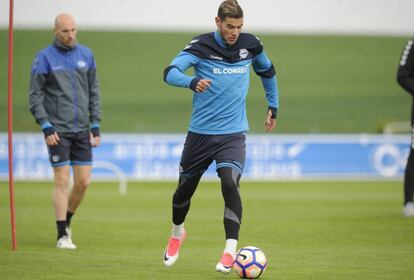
[233,246,267,279]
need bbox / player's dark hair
[217,0,244,20]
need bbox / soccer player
[29,13,102,249]
[397,37,414,217]
[162,0,279,273]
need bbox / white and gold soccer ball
[233,246,267,279]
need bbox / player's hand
[45,132,60,146]
[90,132,101,147]
[196,79,212,93]
[264,109,276,132]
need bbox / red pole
[8,0,17,251]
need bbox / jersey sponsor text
[213,66,248,75]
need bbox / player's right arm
[29,52,60,145]
[397,38,414,96]
[163,51,211,93]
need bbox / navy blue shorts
[179,131,246,176]
[47,131,92,167]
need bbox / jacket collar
[53,37,77,52]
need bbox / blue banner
[0,133,410,180]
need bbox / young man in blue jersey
[162,0,279,273]
[397,37,414,217]
[29,13,101,249]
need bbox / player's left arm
[88,54,101,147]
[397,38,414,96]
[253,50,279,132]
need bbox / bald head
[54,13,77,47]
[55,13,75,28]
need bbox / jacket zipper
[68,50,79,132]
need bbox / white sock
[172,223,184,239]
[224,239,238,257]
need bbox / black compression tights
[171,167,243,240]
[172,173,202,225]
[218,167,242,240]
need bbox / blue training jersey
[164,31,279,135]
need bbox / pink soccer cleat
[215,252,235,274]
[163,229,187,266]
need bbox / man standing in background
[397,37,414,217]
[29,13,102,248]
[162,0,279,273]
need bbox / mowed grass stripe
[1,181,413,279]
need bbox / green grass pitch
[1,181,413,279]
[0,30,410,134]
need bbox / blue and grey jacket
[29,39,101,134]
[164,31,279,135]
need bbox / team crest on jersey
[239,49,249,59]
[77,60,87,68]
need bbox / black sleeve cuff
[190,77,201,92]
[91,127,100,137]
[255,64,276,78]
[42,126,56,138]
[268,107,278,119]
